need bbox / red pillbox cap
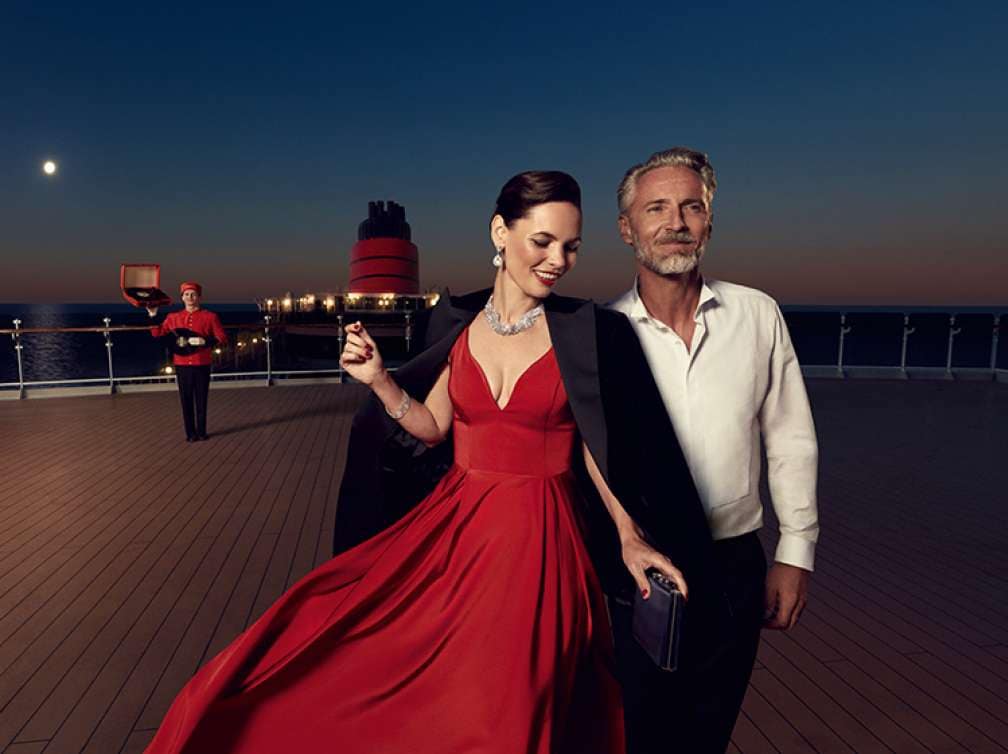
[180,281,202,295]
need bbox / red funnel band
[349,238,419,294]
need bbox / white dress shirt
[608,278,819,571]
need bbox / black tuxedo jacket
[333,289,724,617]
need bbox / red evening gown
[145,329,625,754]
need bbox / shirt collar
[696,279,718,316]
[627,279,651,322]
[629,276,718,324]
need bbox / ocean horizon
[2,302,1005,384]
[2,302,1007,313]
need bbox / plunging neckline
[465,328,554,412]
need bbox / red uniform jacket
[150,308,228,366]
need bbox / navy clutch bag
[632,570,685,672]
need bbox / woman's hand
[340,322,386,386]
[621,533,688,601]
[578,442,689,601]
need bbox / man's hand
[764,563,809,630]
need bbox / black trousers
[175,365,211,439]
[611,532,767,754]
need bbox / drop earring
[492,247,503,268]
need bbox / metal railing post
[989,315,1000,379]
[945,314,961,377]
[900,314,915,377]
[263,315,273,386]
[11,319,25,399]
[404,312,412,354]
[337,314,345,384]
[102,317,116,394]
[837,314,851,378]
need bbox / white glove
[147,306,158,317]
[187,336,206,346]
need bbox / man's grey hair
[617,147,717,215]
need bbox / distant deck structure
[0,379,1006,753]
[349,200,419,295]
[256,199,439,324]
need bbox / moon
[43,160,58,176]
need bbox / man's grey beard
[633,233,707,276]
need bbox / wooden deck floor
[0,379,1005,753]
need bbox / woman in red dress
[145,172,688,754]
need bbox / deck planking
[0,378,1005,753]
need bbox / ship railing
[783,311,1004,381]
[2,311,1005,399]
[0,315,395,399]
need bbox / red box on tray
[120,263,172,308]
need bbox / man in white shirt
[606,147,819,754]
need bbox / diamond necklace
[483,295,544,336]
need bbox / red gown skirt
[145,330,625,754]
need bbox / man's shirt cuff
[774,533,816,572]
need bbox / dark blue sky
[3,2,1006,304]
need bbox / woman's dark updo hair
[492,171,581,227]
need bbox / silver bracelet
[384,389,412,420]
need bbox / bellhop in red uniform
[149,282,228,442]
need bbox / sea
[779,305,1006,369]
[1,303,1006,385]
[0,303,262,384]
